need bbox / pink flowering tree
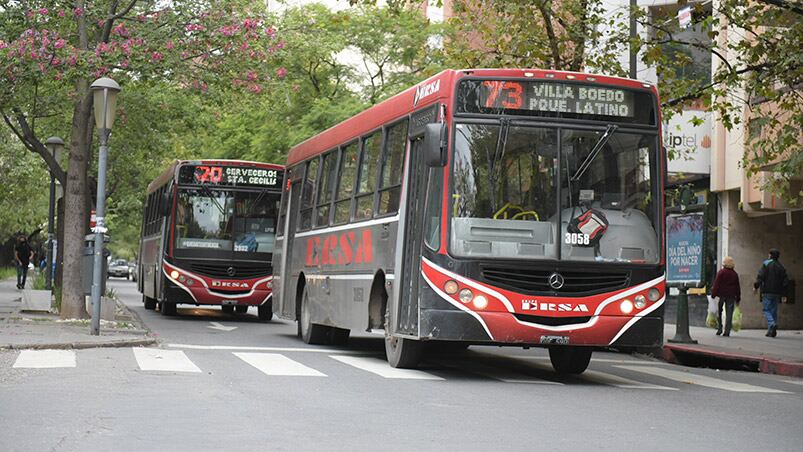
[0,1,287,319]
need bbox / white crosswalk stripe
[330,355,444,380]
[13,350,76,369]
[133,348,201,373]
[783,379,803,386]
[234,352,326,377]
[581,370,677,390]
[615,365,791,393]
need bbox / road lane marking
[783,380,803,386]
[13,350,76,369]
[208,322,237,332]
[615,365,790,393]
[234,353,326,377]
[330,356,444,380]
[167,343,368,354]
[581,370,677,390]
[133,348,201,373]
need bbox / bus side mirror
[160,192,171,216]
[423,123,447,167]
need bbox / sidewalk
[663,323,803,377]
[0,276,156,350]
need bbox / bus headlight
[444,280,459,295]
[458,288,473,303]
[170,270,179,279]
[620,299,634,314]
[634,294,646,309]
[647,288,661,301]
[473,295,488,310]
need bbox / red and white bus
[272,69,666,373]
[138,159,284,320]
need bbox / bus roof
[285,68,657,166]
[146,159,284,194]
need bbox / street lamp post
[89,77,120,336]
[44,136,64,291]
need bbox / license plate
[539,335,570,345]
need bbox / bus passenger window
[299,158,319,231]
[355,132,381,220]
[316,151,337,227]
[378,119,408,215]
[334,142,358,224]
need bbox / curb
[663,344,803,378]
[0,337,158,351]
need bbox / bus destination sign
[457,79,639,119]
[178,164,282,187]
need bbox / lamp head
[44,136,65,159]
[90,77,121,131]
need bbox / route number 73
[482,81,524,109]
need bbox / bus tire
[161,301,177,316]
[385,334,423,369]
[221,305,234,314]
[330,327,350,346]
[548,346,592,375]
[298,286,328,345]
[258,300,273,322]
[235,305,248,314]
[143,295,157,310]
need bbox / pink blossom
[136,15,147,22]
[276,41,285,50]
[248,83,262,94]
[58,10,65,18]
[239,41,249,51]
[151,51,164,62]
[73,8,84,17]
[185,24,205,32]
[120,60,129,68]
[67,55,77,66]
[218,25,239,37]
[54,38,66,49]
[246,71,258,81]
[165,41,174,50]
[0,41,8,50]
[26,10,34,18]
[264,26,276,38]
[275,67,287,78]
[38,8,49,15]
[113,24,129,38]
[243,19,258,30]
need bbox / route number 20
[564,232,590,246]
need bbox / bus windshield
[174,188,281,253]
[451,122,660,263]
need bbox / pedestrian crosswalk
[7,347,802,394]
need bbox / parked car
[108,259,131,279]
[128,262,138,282]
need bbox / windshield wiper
[198,184,226,217]
[488,118,511,213]
[571,124,618,182]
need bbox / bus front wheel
[161,300,177,316]
[385,334,423,369]
[143,295,157,310]
[548,346,592,375]
[258,300,273,322]
[298,286,328,345]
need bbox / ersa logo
[211,281,250,289]
[521,300,590,313]
[306,230,373,267]
[413,79,440,107]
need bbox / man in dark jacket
[753,248,789,337]
[14,235,34,290]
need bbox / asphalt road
[1,279,802,451]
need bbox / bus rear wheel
[548,346,592,375]
[235,305,248,314]
[143,295,157,310]
[298,287,328,345]
[258,300,273,322]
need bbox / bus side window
[424,166,443,250]
[277,167,294,237]
[378,119,408,216]
[334,142,359,224]
[299,157,319,231]
[355,132,382,220]
[315,150,337,228]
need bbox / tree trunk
[55,196,64,288]
[59,82,93,320]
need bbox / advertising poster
[666,213,705,286]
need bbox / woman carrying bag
[711,256,741,336]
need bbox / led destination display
[178,164,282,187]
[457,79,655,125]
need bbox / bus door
[393,135,428,336]
[277,166,304,318]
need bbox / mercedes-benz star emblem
[226,266,236,277]
[548,272,565,290]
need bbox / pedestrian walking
[711,256,740,336]
[14,235,34,290]
[753,248,789,337]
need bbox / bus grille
[190,262,270,279]
[481,266,629,296]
